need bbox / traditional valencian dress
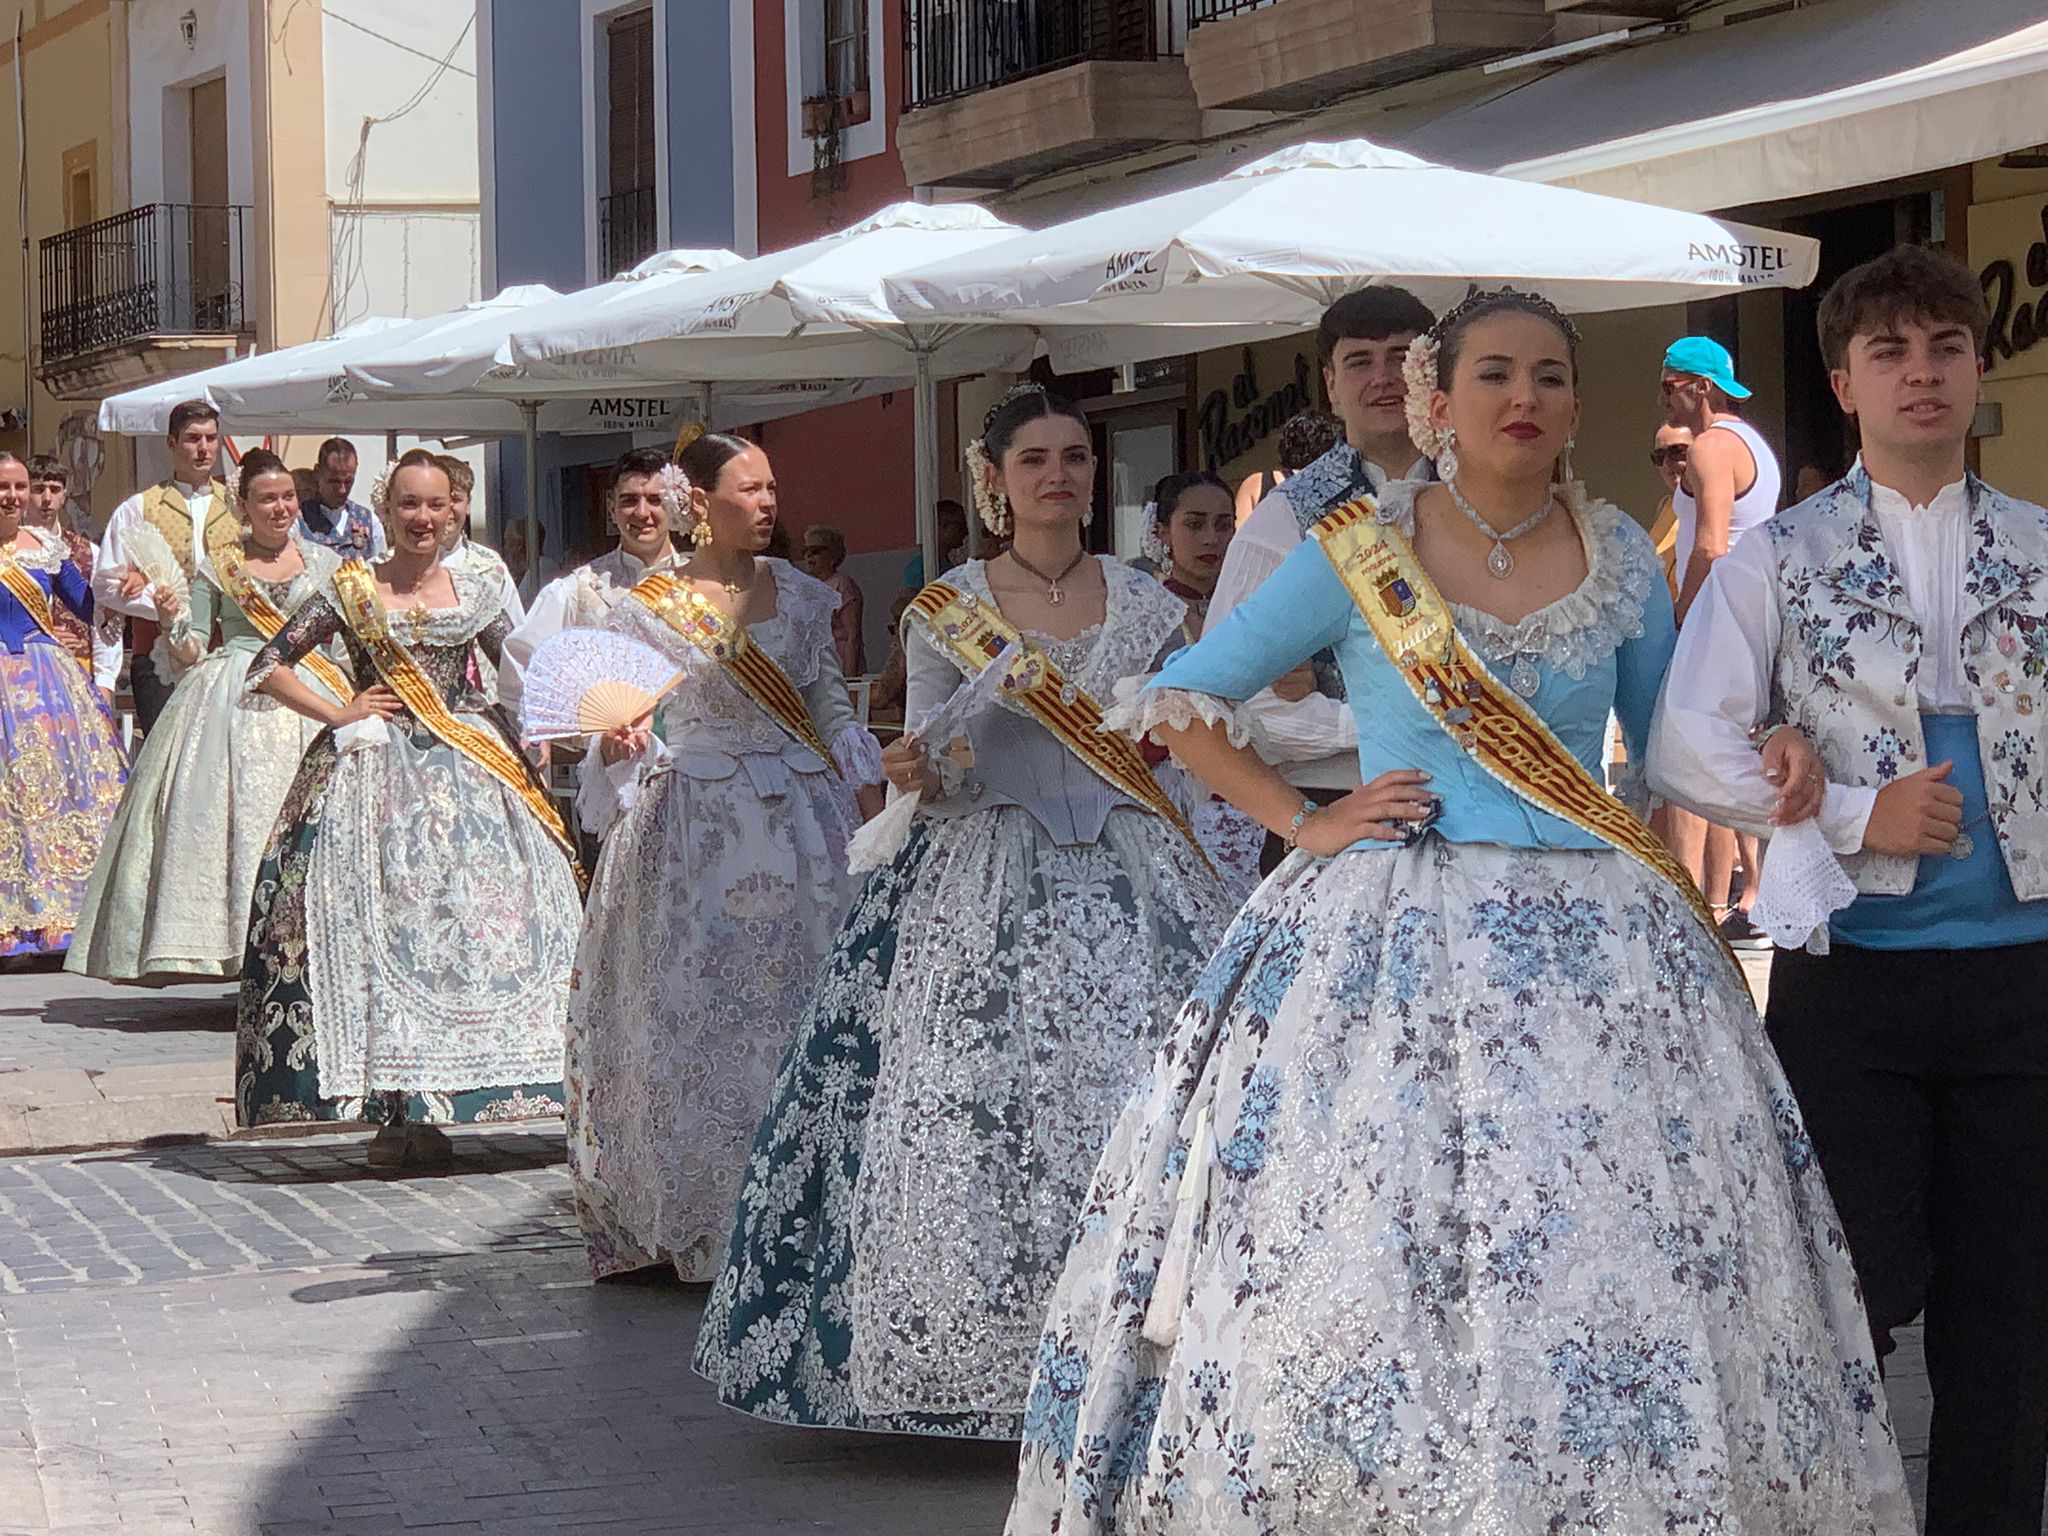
[695,556,1234,1437]
[567,559,880,1280]
[69,535,350,980]
[0,525,126,954]
[235,557,580,1128]
[1006,482,1911,1535]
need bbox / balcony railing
[1187,0,1278,21]
[905,0,1167,110]
[38,203,249,365]
[601,186,659,277]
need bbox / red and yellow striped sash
[0,555,88,675]
[909,582,1210,867]
[1310,497,1744,991]
[629,571,839,774]
[330,560,579,868]
[209,537,354,704]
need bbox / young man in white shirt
[1201,287,1435,872]
[94,400,235,729]
[1650,244,2048,1536]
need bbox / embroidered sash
[1310,497,1744,988]
[629,571,840,774]
[910,581,1210,866]
[0,555,87,673]
[329,560,578,865]
[209,538,354,704]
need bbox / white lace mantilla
[12,524,67,573]
[931,558,1187,711]
[1375,480,1657,685]
[320,554,506,647]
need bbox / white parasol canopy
[884,140,1821,327]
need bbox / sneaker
[1718,909,1770,951]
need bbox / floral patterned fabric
[0,541,127,955]
[1006,839,1913,1536]
[235,566,577,1128]
[695,805,1230,1437]
[566,562,865,1281]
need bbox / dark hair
[316,437,357,468]
[612,446,671,485]
[1433,288,1581,386]
[1151,470,1229,522]
[384,447,450,508]
[1315,288,1435,369]
[676,432,755,494]
[1275,410,1343,472]
[804,524,847,565]
[237,448,292,502]
[1817,243,1989,372]
[431,453,474,496]
[982,386,1088,465]
[26,453,64,487]
[167,400,218,441]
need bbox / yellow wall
[1191,335,1321,486]
[1969,157,2048,505]
[0,0,135,520]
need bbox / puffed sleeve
[51,559,92,623]
[800,625,885,785]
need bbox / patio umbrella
[884,140,1820,325]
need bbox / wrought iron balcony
[38,203,250,365]
[904,0,1168,110]
[601,186,659,277]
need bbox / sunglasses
[1649,446,1690,466]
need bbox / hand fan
[123,523,191,616]
[519,628,683,740]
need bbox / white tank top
[1673,416,1782,566]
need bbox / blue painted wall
[665,0,739,250]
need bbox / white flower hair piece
[965,436,1010,536]
[368,463,397,520]
[1402,332,1445,463]
[1139,499,1171,566]
[656,463,693,532]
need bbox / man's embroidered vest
[142,480,237,576]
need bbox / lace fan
[519,627,683,740]
[123,523,190,616]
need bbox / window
[824,0,869,112]
[602,8,658,275]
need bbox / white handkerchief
[333,716,394,754]
[1749,818,1859,955]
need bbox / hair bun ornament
[982,380,1051,435]
[1139,500,1171,566]
[965,436,1010,537]
[368,463,397,519]
[1401,334,1446,463]
[656,463,693,532]
[672,420,706,459]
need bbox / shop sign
[1196,344,1315,475]
[564,397,682,436]
[1973,194,2048,376]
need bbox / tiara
[981,381,1052,436]
[1403,287,1582,460]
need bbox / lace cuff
[152,614,201,681]
[575,735,666,838]
[244,650,282,696]
[832,724,886,787]
[1101,684,1263,752]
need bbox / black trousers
[1257,785,1346,876]
[1768,939,2048,1536]
[128,651,174,732]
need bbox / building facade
[24,0,481,525]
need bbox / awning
[1402,0,2048,212]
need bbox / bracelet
[1283,799,1319,851]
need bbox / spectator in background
[297,437,384,560]
[434,455,523,634]
[26,455,118,699]
[900,498,968,593]
[1233,408,1345,517]
[801,524,866,675]
[868,588,918,728]
[1646,423,1693,599]
[1792,462,1831,504]
[291,467,319,513]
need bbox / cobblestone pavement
[0,1127,1017,1535]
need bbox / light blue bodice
[1147,482,1675,855]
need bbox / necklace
[1008,548,1088,606]
[1446,478,1555,579]
[688,558,753,599]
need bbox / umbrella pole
[914,349,939,582]
[519,399,541,588]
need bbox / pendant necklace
[1446,478,1554,579]
[1008,548,1088,606]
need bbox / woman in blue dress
[0,450,126,955]
[1007,292,1912,1535]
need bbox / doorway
[186,77,230,330]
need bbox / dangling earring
[1559,436,1577,486]
[1435,426,1460,483]
[690,497,713,548]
